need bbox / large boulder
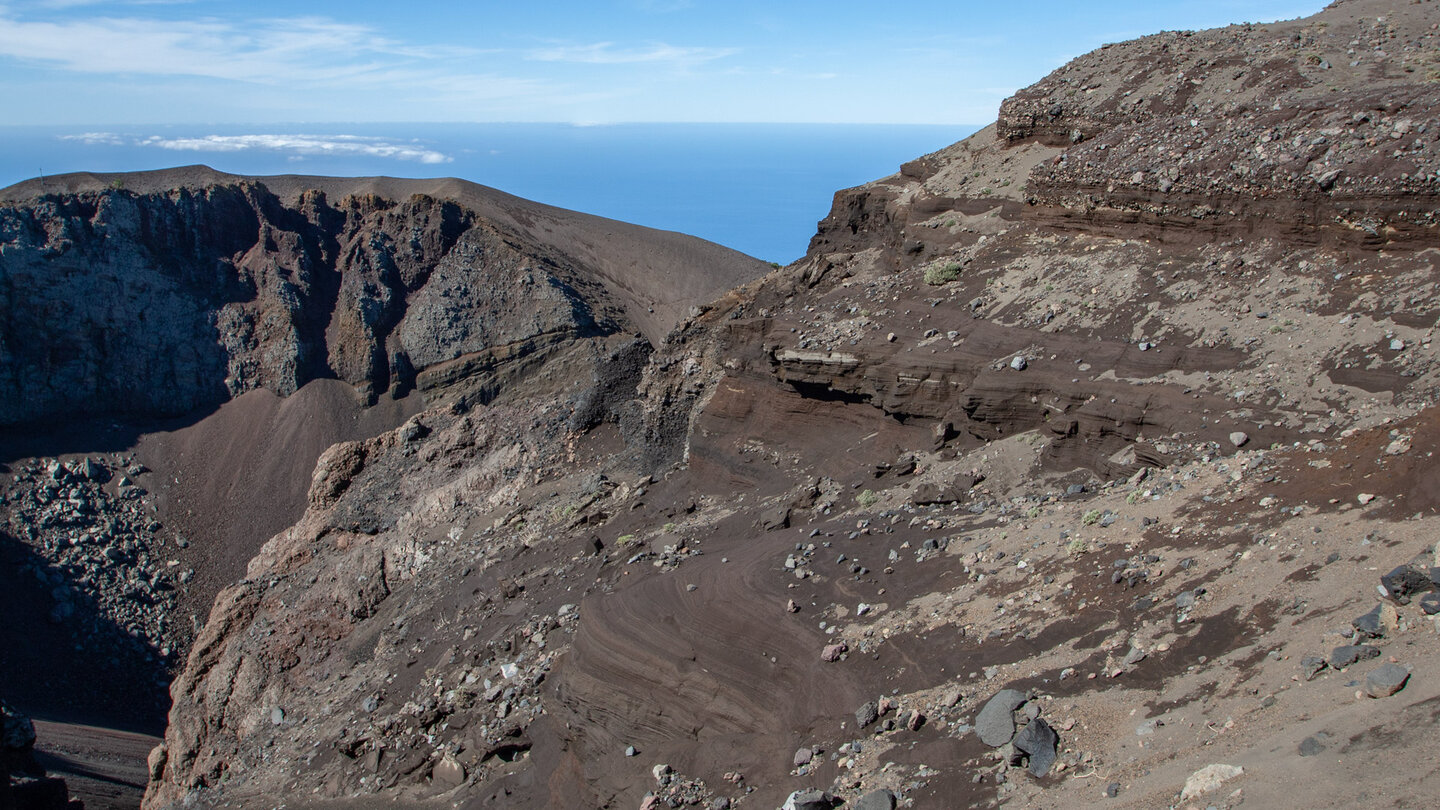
[1012,718,1059,777]
[976,689,1028,747]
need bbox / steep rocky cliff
[0,168,769,806]
[0,168,766,426]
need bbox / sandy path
[31,720,160,810]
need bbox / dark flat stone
[976,689,1027,747]
[1330,644,1381,670]
[852,789,898,810]
[1351,605,1386,639]
[1012,718,1059,777]
[1300,655,1328,681]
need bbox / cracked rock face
[0,174,768,427]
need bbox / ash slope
[69,0,1440,807]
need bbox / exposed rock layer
[0,170,769,426]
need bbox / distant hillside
[0,167,769,427]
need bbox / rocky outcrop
[0,169,768,809]
[142,401,578,808]
[1000,2,1440,245]
[753,0,1440,485]
[0,172,769,427]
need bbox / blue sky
[0,0,1324,125]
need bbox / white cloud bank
[59,132,453,163]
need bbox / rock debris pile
[2,456,180,659]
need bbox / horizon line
[0,121,984,129]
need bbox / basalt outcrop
[0,168,767,427]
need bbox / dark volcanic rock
[976,689,1028,747]
[1330,645,1382,670]
[783,788,838,810]
[1012,717,1060,777]
[761,506,792,531]
[853,788,898,810]
[1300,656,1328,681]
[910,482,959,506]
[1365,663,1411,698]
[1351,605,1387,639]
[855,701,880,729]
[1380,564,1436,605]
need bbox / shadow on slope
[0,530,168,735]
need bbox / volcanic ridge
[5,0,1440,808]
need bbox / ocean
[0,123,974,264]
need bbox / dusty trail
[31,720,159,810]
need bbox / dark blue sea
[0,123,975,264]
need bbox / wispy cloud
[60,132,453,163]
[0,12,473,84]
[526,41,737,65]
[59,131,127,145]
[0,9,651,120]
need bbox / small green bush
[924,261,963,285]
[856,489,880,508]
[1081,509,1102,525]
